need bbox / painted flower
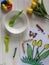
[37,40,42,47]
[32,40,37,46]
[44,44,49,49]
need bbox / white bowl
[3,10,28,34]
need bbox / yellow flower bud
[1,4,8,11]
[32,40,36,46]
[6,0,12,4]
[37,40,42,47]
[26,8,33,14]
[31,1,37,9]
[33,0,38,3]
[44,44,49,49]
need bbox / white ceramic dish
[3,10,28,34]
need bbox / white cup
[3,10,28,34]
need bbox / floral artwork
[17,27,49,65]
[21,40,49,65]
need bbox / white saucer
[3,10,28,34]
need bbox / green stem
[39,48,45,55]
[37,48,40,59]
[14,10,23,20]
[41,0,47,15]
[32,46,34,59]
[36,47,40,60]
[33,10,44,17]
[35,47,38,59]
[41,0,43,3]
[35,48,45,61]
[44,15,49,20]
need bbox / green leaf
[27,44,33,58]
[34,11,44,17]
[37,3,45,17]
[9,10,23,27]
[40,50,49,60]
[21,57,42,65]
[21,57,33,64]
[41,0,47,15]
